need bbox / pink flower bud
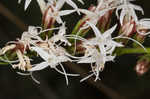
[135,59,150,76]
[97,10,113,31]
[42,6,55,29]
[120,19,136,37]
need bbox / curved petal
[31,47,50,61]
[29,62,49,71]
[24,0,32,10]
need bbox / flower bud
[42,6,55,29]
[120,19,136,37]
[97,10,113,32]
[135,56,150,76]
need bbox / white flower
[0,44,16,55]
[44,2,76,24]
[18,26,43,50]
[136,18,150,35]
[0,43,33,71]
[78,1,113,29]
[29,46,70,70]
[116,0,144,25]
[50,23,71,46]
[21,26,41,40]
[77,21,123,81]
[86,21,123,55]
[0,45,32,71]
[0,26,43,71]
[29,46,78,85]
[29,30,73,71]
[18,25,59,49]
[78,43,115,81]
[12,50,32,71]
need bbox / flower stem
[115,47,150,56]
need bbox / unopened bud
[120,20,136,37]
[42,6,55,29]
[135,58,150,76]
[97,10,113,32]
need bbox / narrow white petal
[78,57,95,63]
[130,4,144,15]
[56,0,65,9]
[29,62,49,71]
[24,0,32,10]
[98,44,106,56]
[65,0,78,10]
[31,47,50,61]
[36,0,46,14]
[115,8,120,18]
[106,46,116,54]
[120,9,126,25]
[131,9,138,22]
[56,16,63,24]
[79,9,95,16]
[103,24,117,38]
[96,0,103,10]
[59,10,76,16]
[106,55,116,62]
[77,0,84,4]
[112,41,124,47]
[86,21,102,38]
[18,0,22,3]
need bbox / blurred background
[0,0,150,99]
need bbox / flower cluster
[1,0,150,84]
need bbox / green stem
[0,62,9,65]
[115,48,150,56]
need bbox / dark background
[0,0,150,99]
